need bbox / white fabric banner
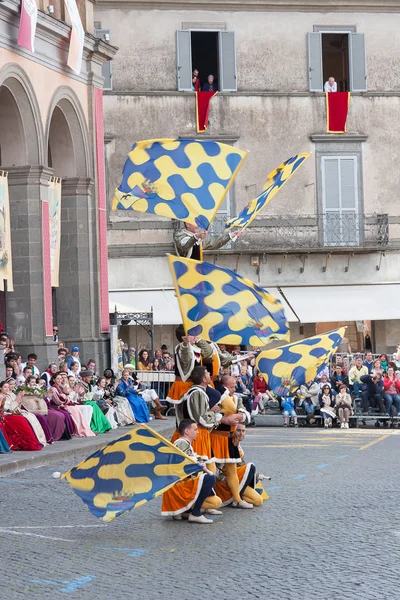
[64,0,85,74]
[0,172,14,292]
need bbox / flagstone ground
[0,427,398,600]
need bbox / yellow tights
[225,462,242,503]
[202,495,222,510]
[242,486,264,507]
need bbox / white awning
[278,284,400,323]
[109,289,182,325]
[109,287,299,325]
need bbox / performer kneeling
[161,419,222,524]
[214,423,269,508]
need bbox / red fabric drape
[196,91,217,133]
[326,92,350,134]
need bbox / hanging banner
[0,172,13,292]
[49,177,62,288]
[64,0,85,75]
[17,0,38,53]
[326,92,350,134]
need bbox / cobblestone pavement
[0,427,399,600]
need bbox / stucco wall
[96,8,400,92]
[104,92,400,219]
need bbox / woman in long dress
[105,369,135,426]
[93,377,119,429]
[67,375,93,428]
[10,377,53,443]
[116,369,150,423]
[4,380,48,446]
[0,381,43,451]
[50,373,94,437]
[74,372,112,434]
[0,423,11,453]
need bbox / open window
[308,31,367,92]
[176,30,237,92]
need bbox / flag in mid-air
[112,139,247,230]
[168,255,289,347]
[256,328,345,396]
[225,152,310,231]
[62,426,203,522]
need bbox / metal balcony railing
[209,213,390,250]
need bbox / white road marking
[0,528,74,542]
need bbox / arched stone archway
[0,68,50,361]
[0,63,44,166]
[46,89,98,348]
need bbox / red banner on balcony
[326,92,350,134]
[196,91,217,133]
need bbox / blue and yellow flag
[62,426,203,522]
[168,255,289,347]
[256,328,345,396]
[112,139,247,230]
[225,152,310,231]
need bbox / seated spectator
[331,364,349,396]
[58,347,67,366]
[252,372,276,415]
[68,361,81,380]
[348,356,368,398]
[318,374,331,391]
[324,76,337,92]
[239,365,252,391]
[319,384,336,428]
[281,396,298,428]
[360,372,384,415]
[234,373,252,414]
[363,351,374,373]
[202,74,217,92]
[93,377,119,429]
[137,349,152,371]
[41,363,58,389]
[67,346,81,370]
[372,358,383,376]
[298,380,320,424]
[17,366,32,385]
[115,369,150,423]
[74,370,112,433]
[316,365,329,381]
[379,354,389,372]
[382,367,400,416]
[335,384,353,429]
[5,364,15,380]
[0,380,43,451]
[20,353,40,376]
[393,346,400,370]
[5,377,48,446]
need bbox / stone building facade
[97,0,400,353]
[0,0,115,366]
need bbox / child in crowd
[281,395,298,428]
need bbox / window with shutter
[209,189,232,246]
[219,31,237,91]
[176,29,237,92]
[308,29,367,92]
[349,33,367,92]
[321,156,359,246]
[176,30,192,91]
[308,32,323,92]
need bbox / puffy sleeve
[187,390,221,429]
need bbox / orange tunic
[171,425,212,461]
[161,473,206,516]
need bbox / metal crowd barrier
[136,370,176,400]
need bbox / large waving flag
[256,328,345,396]
[112,139,247,230]
[225,152,310,231]
[62,426,203,522]
[168,255,289,347]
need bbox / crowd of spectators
[0,334,171,454]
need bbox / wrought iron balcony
[210,213,390,250]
